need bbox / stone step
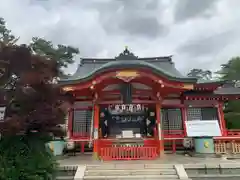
[84,174,179,179]
[85,169,176,176]
[57,170,76,176]
[56,166,77,180]
[56,175,74,180]
[86,164,174,170]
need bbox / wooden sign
[182,84,194,90]
[112,115,144,124]
[185,120,221,137]
[116,71,139,82]
[108,104,145,113]
[62,86,75,92]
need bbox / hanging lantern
[122,104,126,111]
[0,106,6,121]
[129,104,133,112]
[137,104,141,111]
[115,105,120,111]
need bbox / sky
[0,0,240,75]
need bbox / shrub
[0,133,58,180]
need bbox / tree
[217,57,240,86]
[217,57,240,129]
[187,68,212,80]
[0,44,73,135]
[29,37,79,75]
[0,44,74,180]
[0,18,75,180]
[0,17,19,46]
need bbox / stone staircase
[56,166,77,180]
[83,164,181,179]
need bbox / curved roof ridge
[80,55,172,64]
[139,56,173,62]
[81,58,115,64]
[60,60,197,84]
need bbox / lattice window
[187,108,201,121]
[73,110,92,135]
[187,107,218,121]
[202,107,218,120]
[161,108,183,132]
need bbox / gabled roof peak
[80,47,173,64]
[115,46,138,60]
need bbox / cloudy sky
[0,0,240,75]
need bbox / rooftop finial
[115,47,138,60]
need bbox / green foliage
[0,134,58,180]
[29,37,79,74]
[187,68,212,80]
[0,17,19,45]
[217,57,240,129]
[217,57,240,82]
[224,101,240,129]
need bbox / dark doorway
[99,105,156,138]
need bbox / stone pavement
[58,153,240,166]
[58,154,240,180]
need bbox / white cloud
[0,0,240,75]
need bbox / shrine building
[59,47,240,160]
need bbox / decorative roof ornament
[115,46,138,60]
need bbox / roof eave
[59,63,197,86]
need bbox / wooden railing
[226,129,240,136]
[163,130,185,139]
[99,146,158,160]
[71,132,90,140]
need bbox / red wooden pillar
[68,108,73,138]
[93,104,100,159]
[217,102,226,136]
[81,141,85,153]
[156,103,164,156]
[181,106,187,136]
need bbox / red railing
[71,132,90,140]
[163,130,185,139]
[100,146,158,160]
[226,129,240,137]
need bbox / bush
[0,133,58,180]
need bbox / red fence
[97,139,159,160]
[71,132,90,140]
[99,146,158,160]
[226,129,240,137]
[163,130,185,138]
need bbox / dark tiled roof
[214,87,240,95]
[59,48,197,85]
[196,79,225,84]
[184,82,240,95]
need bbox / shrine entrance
[95,102,160,160]
[99,104,156,139]
[89,69,189,160]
